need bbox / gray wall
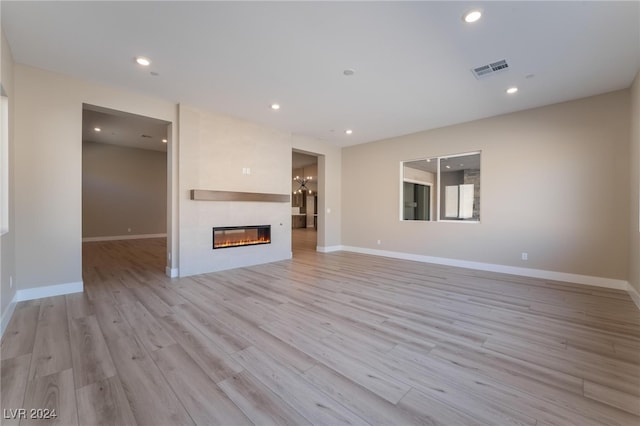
[12,64,176,292]
[342,90,630,281]
[82,141,167,238]
[1,28,16,327]
[630,71,640,296]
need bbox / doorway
[81,104,170,275]
[403,182,431,221]
[292,151,318,253]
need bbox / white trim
[341,246,629,290]
[1,292,18,339]
[403,178,432,186]
[16,281,83,302]
[82,233,167,242]
[165,267,179,278]
[628,284,640,311]
[316,245,344,253]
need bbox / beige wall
[630,71,640,295]
[342,90,630,281]
[178,104,293,276]
[292,135,342,249]
[1,28,16,325]
[13,64,177,291]
[82,141,167,238]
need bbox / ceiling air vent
[471,59,509,79]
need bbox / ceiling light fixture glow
[162,139,168,143]
[135,57,151,66]
[463,10,482,23]
[94,127,101,132]
[270,103,281,110]
[345,129,353,135]
[506,87,519,94]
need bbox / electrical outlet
[521,252,528,261]
[9,276,13,289]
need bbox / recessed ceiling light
[136,57,151,66]
[343,69,355,76]
[506,87,519,94]
[270,103,281,110]
[94,127,101,132]
[345,129,353,135]
[162,139,168,143]
[463,10,482,23]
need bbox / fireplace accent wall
[212,225,271,249]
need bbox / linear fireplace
[212,225,271,249]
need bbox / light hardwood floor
[1,235,639,425]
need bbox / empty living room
[1,1,639,425]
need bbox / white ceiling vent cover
[471,59,509,79]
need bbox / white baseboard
[341,246,629,291]
[316,245,343,253]
[0,281,83,339]
[165,267,179,278]
[1,292,18,339]
[628,283,640,310]
[83,233,167,242]
[16,281,83,302]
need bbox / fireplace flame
[214,236,270,249]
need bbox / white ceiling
[3,1,639,147]
[83,104,170,152]
[292,152,318,170]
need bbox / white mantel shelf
[190,189,290,203]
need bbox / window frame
[401,150,481,224]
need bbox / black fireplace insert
[212,225,271,249]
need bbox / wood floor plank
[584,380,640,416]
[3,236,638,425]
[211,306,318,372]
[397,388,485,426]
[483,335,640,396]
[262,319,412,404]
[76,376,137,426]
[119,301,175,352]
[105,335,194,426]
[234,345,369,425]
[28,297,72,381]
[65,292,95,320]
[0,353,32,426]
[92,301,134,342]
[303,363,463,426]
[21,368,78,426]
[219,371,312,426]
[0,302,40,360]
[157,314,242,384]
[67,315,116,389]
[130,286,174,318]
[151,344,252,425]
[171,302,251,354]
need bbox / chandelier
[293,174,313,194]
